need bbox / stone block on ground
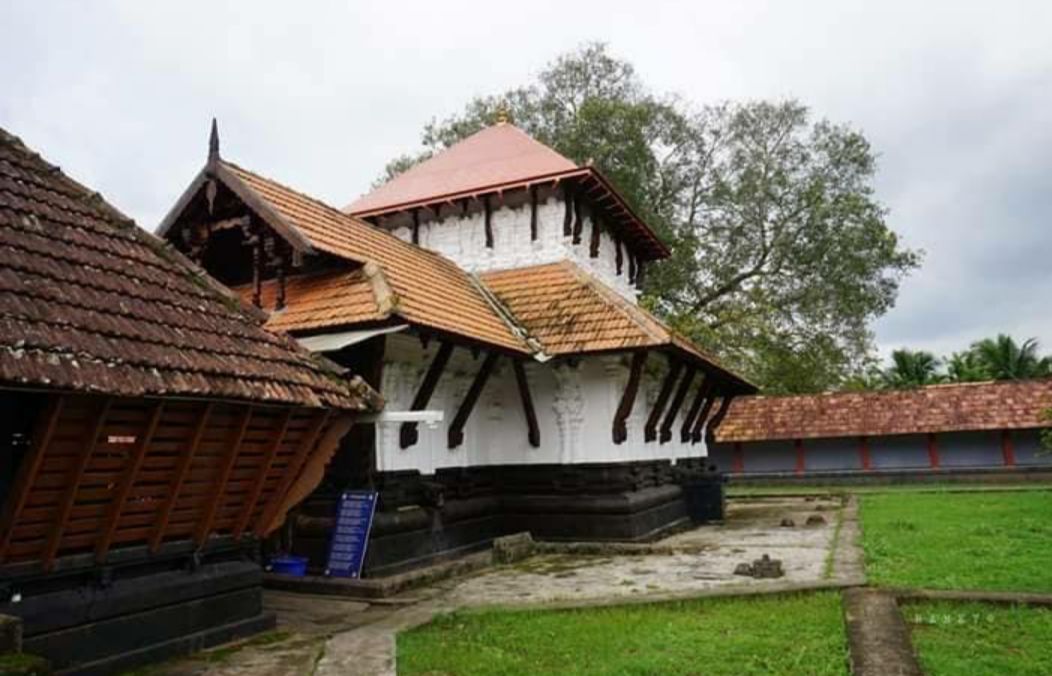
[493,532,535,564]
[0,614,21,653]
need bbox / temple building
[711,379,1052,480]
[0,127,380,674]
[158,120,755,576]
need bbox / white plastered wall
[375,333,712,475]
[384,190,640,301]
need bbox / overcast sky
[2,1,1050,362]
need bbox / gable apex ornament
[208,117,220,163]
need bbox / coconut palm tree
[882,349,944,389]
[971,335,1050,380]
[946,350,990,383]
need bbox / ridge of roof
[345,123,578,214]
[199,160,531,354]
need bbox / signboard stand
[324,490,378,579]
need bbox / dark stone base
[3,558,270,676]
[290,459,723,577]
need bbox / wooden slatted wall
[0,392,333,570]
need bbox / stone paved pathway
[133,495,856,676]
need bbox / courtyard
[117,485,1052,675]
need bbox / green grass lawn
[726,483,1052,497]
[861,491,1052,591]
[905,601,1052,675]
[398,592,848,675]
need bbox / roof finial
[494,101,511,125]
[208,117,220,163]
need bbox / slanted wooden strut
[513,361,540,447]
[148,401,213,553]
[96,401,165,563]
[449,352,500,448]
[483,196,494,248]
[563,183,574,237]
[195,406,253,547]
[572,193,585,244]
[255,409,331,536]
[681,377,714,443]
[705,395,736,445]
[589,212,602,257]
[0,395,65,564]
[43,397,111,570]
[411,208,421,245]
[400,342,454,448]
[612,351,647,444]
[615,237,624,275]
[529,186,539,241]
[659,366,696,444]
[690,390,720,444]
[645,358,683,442]
[234,409,293,540]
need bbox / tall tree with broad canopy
[380,43,920,393]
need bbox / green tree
[970,335,1050,380]
[946,350,990,383]
[382,43,920,394]
[881,349,944,389]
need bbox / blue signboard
[324,490,378,579]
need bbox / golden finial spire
[495,101,511,125]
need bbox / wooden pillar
[927,432,941,470]
[400,342,454,449]
[645,359,683,442]
[448,352,499,448]
[612,351,647,444]
[1001,429,1016,467]
[794,438,806,475]
[732,442,745,474]
[859,436,872,471]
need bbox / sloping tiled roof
[0,128,378,411]
[346,123,577,214]
[345,124,670,261]
[716,378,1052,443]
[235,268,388,334]
[480,261,754,390]
[219,162,530,353]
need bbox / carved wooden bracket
[400,342,454,449]
[645,357,682,442]
[680,377,714,443]
[704,395,736,446]
[513,361,540,447]
[612,351,647,444]
[690,390,719,444]
[448,352,499,449]
[660,366,696,443]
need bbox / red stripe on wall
[1001,430,1016,467]
[732,442,744,473]
[927,433,940,469]
[859,436,872,470]
[794,439,805,475]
